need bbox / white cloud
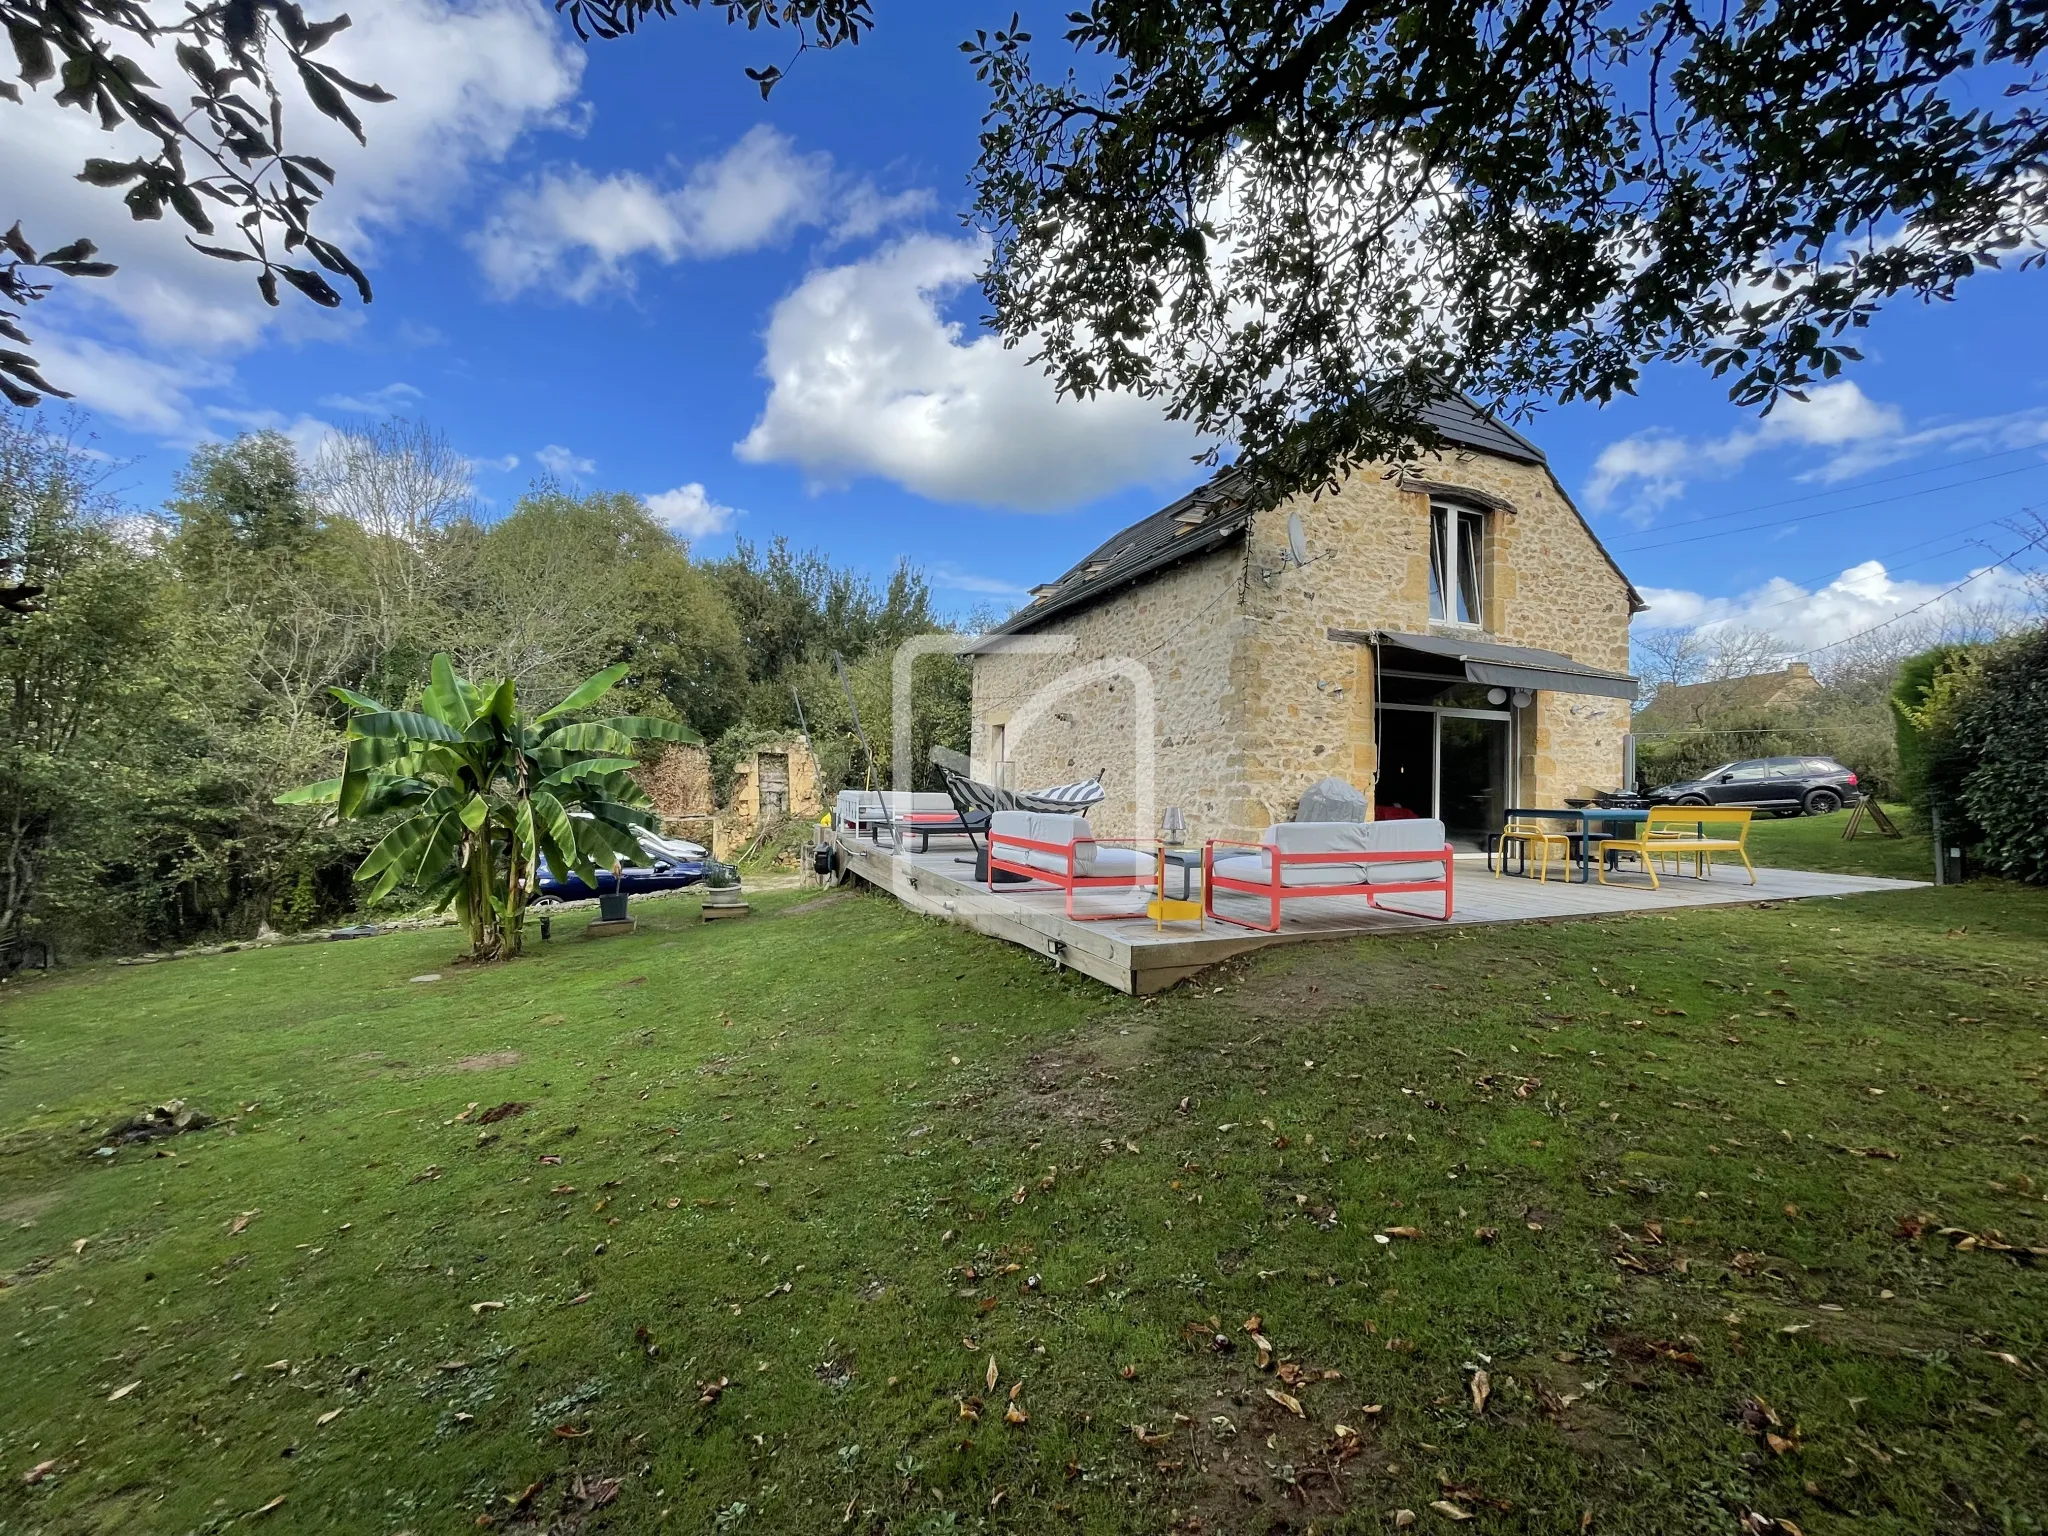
[735,234,1200,510]
[470,453,521,474]
[8,0,582,426]
[1587,382,1904,518]
[1636,557,2038,652]
[205,408,345,466]
[536,444,596,479]
[320,382,424,414]
[472,126,926,300]
[28,335,226,436]
[929,564,1029,597]
[644,483,738,539]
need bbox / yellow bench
[1597,807,1756,890]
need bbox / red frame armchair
[1204,818,1455,931]
[986,811,1158,920]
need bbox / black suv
[1645,755,1862,817]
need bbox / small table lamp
[1161,805,1188,846]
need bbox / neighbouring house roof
[1635,662,1823,722]
[977,393,1637,642]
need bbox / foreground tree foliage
[966,0,2048,496]
[280,655,695,961]
[18,0,2044,484]
[1,0,390,404]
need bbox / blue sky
[15,0,2048,651]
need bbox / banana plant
[278,654,697,960]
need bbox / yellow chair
[1495,817,1572,882]
[1598,807,1756,889]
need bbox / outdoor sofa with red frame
[1204,818,1455,931]
[985,810,1157,920]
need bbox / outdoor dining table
[1497,806,1652,884]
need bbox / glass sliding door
[1376,703,1514,843]
[1437,714,1511,841]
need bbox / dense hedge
[1895,629,2048,884]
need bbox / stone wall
[972,445,1638,844]
[971,544,1249,841]
[723,735,823,848]
[1236,449,1636,831]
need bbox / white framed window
[1429,503,1486,626]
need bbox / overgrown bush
[1895,630,2048,883]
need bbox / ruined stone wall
[970,545,1250,842]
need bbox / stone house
[967,396,1644,846]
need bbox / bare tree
[308,419,474,653]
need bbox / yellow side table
[1146,845,1203,931]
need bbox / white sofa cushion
[1214,820,1447,888]
[989,811,1144,879]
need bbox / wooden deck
[832,830,1924,994]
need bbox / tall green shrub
[1951,629,2048,884]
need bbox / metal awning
[1329,628,1639,701]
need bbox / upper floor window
[1429,504,1485,626]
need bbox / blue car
[535,829,708,900]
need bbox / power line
[1786,529,2048,658]
[1616,461,2048,552]
[1645,516,2012,626]
[1607,439,2048,544]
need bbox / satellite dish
[1286,512,1310,568]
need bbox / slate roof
[981,393,1557,639]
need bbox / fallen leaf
[1085,1270,1106,1287]
[1005,1400,1028,1425]
[1265,1387,1304,1417]
[23,1459,57,1485]
[1431,1500,1474,1521]
[958,1397,980,1421]
[1470,1369,1491,1416]
[698,1376,729,1404]
[1382,1226,1423,1240]
[986,1354,999,1393]
[228,1210,258,1236]
[470,1300,505,1315]
[106,1380,140,1402]
[553,1424,589,1439]
[1394,1512,1417,1530]
[1252,1332,1275,1370]
[1131,1424,1173,1446]
[1119,1364,1138,1380]
[70,1238,87,1256]
[316,1408,342,1428]
[250,1495,287,1517]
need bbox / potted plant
[699,859,748,920]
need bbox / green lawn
[2,875,2043,1534]
[1746,804,1934,883]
